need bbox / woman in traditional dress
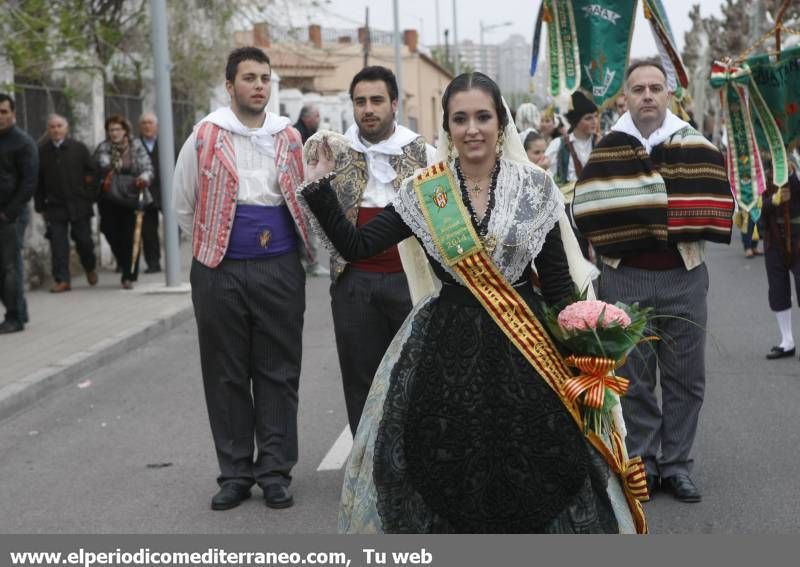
[301,72,640,533]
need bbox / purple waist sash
[225,204,298,259]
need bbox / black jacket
[35,137,97,221]
[139,137,161,209]
[293,119,315,144]
[0,125,38,221]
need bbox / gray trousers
[331,268,412,434]
[190,253,305,489]
[599,262,709,478]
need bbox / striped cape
[572,127,734,257]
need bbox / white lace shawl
[391,158,564,284]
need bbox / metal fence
[171,98,196,153]
[104,93,144,126]
[105,93,195,153]
[13,83,193,151]
[13,83,73,142]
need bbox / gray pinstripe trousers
[191,253,306,489]
[330,268,413,435]
[599,262,709,478]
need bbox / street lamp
[480,20,512,76]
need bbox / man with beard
[303,66,435,435]
[173,47,313,511]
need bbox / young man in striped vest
[173,47,312,511]
[573,59,734,503]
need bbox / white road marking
[317,425,353,471]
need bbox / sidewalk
[0,245,194,421]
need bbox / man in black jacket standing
[292,104,319,144]
[35,114,97,292]
[0,93,38,333]
[138,112,161,273]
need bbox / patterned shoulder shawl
[573,127,734,257]
[302,130,428,280]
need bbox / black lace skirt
[373,285,619,533]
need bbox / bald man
[138,112,162,273]
[35,114,97,292]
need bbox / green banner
[710,59,790,205]
[724,83,760,214]
[573,0,638,108]
[747,45,800,152]
[643,0,688,94]
[545,0,562,97]
[546,0,581,97]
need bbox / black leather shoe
[264,484,294,509]
[211,484,251,510]
[646,474,659,497]
[0,320,24,334]
[145,266,162,274]
[766,346,795,359]
[661,473,702,503]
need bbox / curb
[0,305,194,422]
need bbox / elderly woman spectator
[93,114,152,289]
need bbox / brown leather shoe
[86,270,98,286]
[121,280,134,290]
[50,281,71,293]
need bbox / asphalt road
[1,243,799,533]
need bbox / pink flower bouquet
[544,295,654,434]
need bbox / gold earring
[447,135,456,159]
[496,131,505,158]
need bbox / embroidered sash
[413,162,647,533]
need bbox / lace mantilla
[392,158,564,283]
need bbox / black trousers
[330,268,412,434]
[99,199,139,282]
[142,206,161,270]
[49,218,96,283]
[765,228,800,312]
[0,220,21,324]
[191,252,306,489]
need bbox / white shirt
[142,137,156,153]
[545,133,594,183]
[358,139,437,208]
[172,130,282,236]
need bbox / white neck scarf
[611,109,688,154]
[345,122,418,184]
[199,106,291,158]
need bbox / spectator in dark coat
[35,114,98,292]
[138,112,161,273]
[0,93,38,333]
[293,104,319,144]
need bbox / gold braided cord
[734,0,800,64]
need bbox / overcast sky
[284,0,727,55]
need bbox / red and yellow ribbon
[563,355,629,409]
[587,431,649,534]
